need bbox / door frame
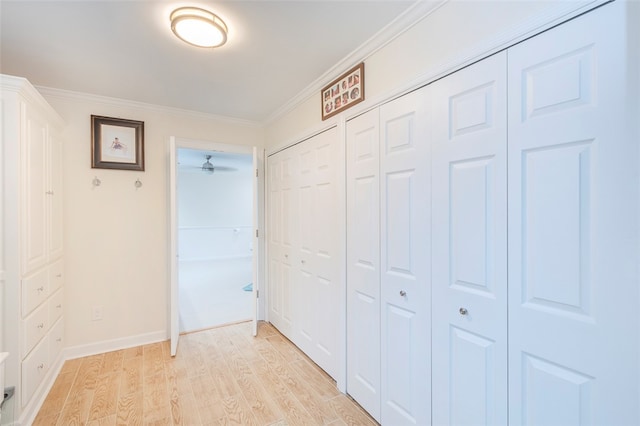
[168,136,264,356]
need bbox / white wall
[40,90,263,349]
[178,168,253,261]
[264,0,597,149]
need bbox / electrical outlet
[91,305,103,321]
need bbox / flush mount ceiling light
[170,6,228,48]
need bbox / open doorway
[176,148,254,333]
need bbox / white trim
[63,330,167,361]
[35,86,261,128]
[266,122,338,157]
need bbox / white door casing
[346,108,381,422]
[507,2,639,424]
[431,51,508,426]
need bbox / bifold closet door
[380,88,431,426]
[294,127,340,378]
[346,108,381,422]
[267,147,298,338]
[508,2,639,424]
[431,51,508,425]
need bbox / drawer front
[22,268,49,317]
[23,303,49,357]
[21,335,49,406]
[49,317,64,364]
[49,288,64,325]
[49,260,64,293]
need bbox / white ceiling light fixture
[170,6,228,48]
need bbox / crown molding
[263,0,445,126]
[35,85,262,129]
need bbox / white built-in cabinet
[1,75,65,423]
[347,2,639,424]
[267,127,341,379]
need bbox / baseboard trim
[64,330,167,360]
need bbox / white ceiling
[0,0,415,123]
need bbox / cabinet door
[48,129,64,259]
[508,2,639,424]
[346,108,381,421]
[21,105,48,274]
[431,51,508,425]
[379,88,431,426]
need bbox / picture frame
[91,115,145,171]
[321,62,364,120]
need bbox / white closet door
[267,147,297,338]
[380,89,431,426]
[294,127,340,378]
[431,51,508,425]
[346,108,381,422]
[508,2,639,424]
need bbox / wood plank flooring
[33,321,377,426]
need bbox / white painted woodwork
[379,89,431,426]
[252,146,259,337]
[507,2,639,425]
[169,137,180,356]
[267,145,297,338]
[346,108,381,422]
[430,51,508,426]
[1,75,65,423]
[267,127,341,379]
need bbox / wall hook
[134,179,143,189]
[92,176,101,187]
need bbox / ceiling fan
[179,154,237,174]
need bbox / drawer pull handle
[45,190,54,195]
[459,307,468,316]
[37,323,44,329]
[37,286,44,292]
[399,290,407,297]
[37,363,44,369]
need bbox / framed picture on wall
[91,115,145,171]
[321,62,364,120]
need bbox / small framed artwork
[321,62,364,120]
[91,115,145,171]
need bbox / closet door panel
[380,89,430,426]
[431,52,508,425]
[508,2,639,424]
[346,109,381,421]
[293,128,340,378]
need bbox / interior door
[292,127,340,378]
[266,147,297,339]
[430,51,508,425]
[169,137,180,356]
[379,88,431,426]
[508,2,639,424]
[252,146,259,336]
[346,108,381,422]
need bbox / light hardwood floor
[32,321,377,426]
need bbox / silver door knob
[459,307,468,315]
[399,290,407,297]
